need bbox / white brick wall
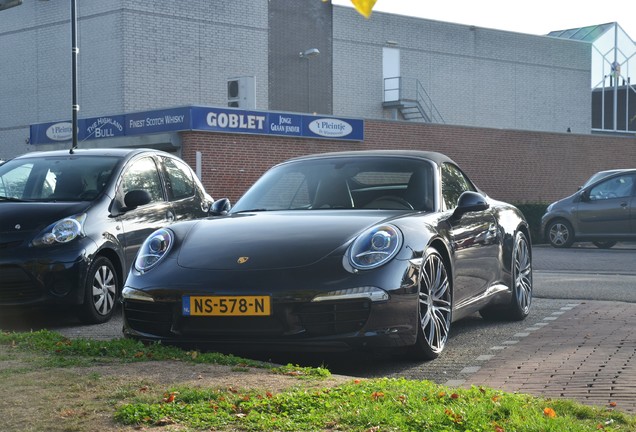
[333,7,591,134]
[0,0,268,158]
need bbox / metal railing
[383,76,445,124]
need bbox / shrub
[513,203,549,245]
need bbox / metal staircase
[383,77,445,123]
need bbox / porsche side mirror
[123,189,152,210]
[452,191,489,219]
[210,198,232,216]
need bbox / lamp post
[33,0,78,151]
[70,0,78,152]
[299,48,320,113]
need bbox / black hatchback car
[0,148,212,323]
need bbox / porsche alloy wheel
[510,231,532,319]
[480,231,532,321]
[410,248,452,360]
[78,256,119,324]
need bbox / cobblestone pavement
[443,243,636,413]
[451,300,636,413]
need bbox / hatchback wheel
[409,247,452,360]
[78,256,119,324]
[547,219,574,248]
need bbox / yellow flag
[350,0,377,18]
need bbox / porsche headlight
[134,228,173,273]
[348,224,403,270]
[32,213,86,247]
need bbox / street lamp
[299,48,320,59]
[70,0,79,153]
[299,48,320,113]
[37,0,78,152]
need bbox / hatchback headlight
[134,228,174,273]
[32,213,87,247]
[348,224,403,270]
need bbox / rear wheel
[546,219,574,248]
[77,256,119,324]
[480,231,532,321]
[593,241,617,249]
[409,247,452,360]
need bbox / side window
[589,174,635,200]
[162,157,195,201]
[120,157,164,203]
[441,163,475,210]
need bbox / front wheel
[408,247,452,360]
[546,219,574,248]
[77,256,119,324]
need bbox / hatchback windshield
[0,155,120,201]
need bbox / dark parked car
[542,169,636,248]
[0,148,212,323]
[122,150,532,359]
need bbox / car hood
[0,201,89,236]
[176,210,402,270]
[548,192,578,210]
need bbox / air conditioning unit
[227,76,255,109]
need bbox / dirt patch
[0,346,353,431]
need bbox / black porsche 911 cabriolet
[122,150,532,359]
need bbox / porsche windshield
[0,156,120,202]
[232,157,436,212]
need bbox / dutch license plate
[182,295,271,316]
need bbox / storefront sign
[29,106,364,144]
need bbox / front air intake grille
[124,301,174,337]
[296,301,370,336]
[0,266,41,303]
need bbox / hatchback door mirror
[210,198,231,216]
[124,189,152,210]
[579,190,591,202]
[452,191,489,219]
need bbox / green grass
[0,329,328,377]
[114,378,634,431]
[2,329,635,431]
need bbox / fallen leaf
[371,391,384,401]
[162,392,178,403]
[543,407,557,418]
